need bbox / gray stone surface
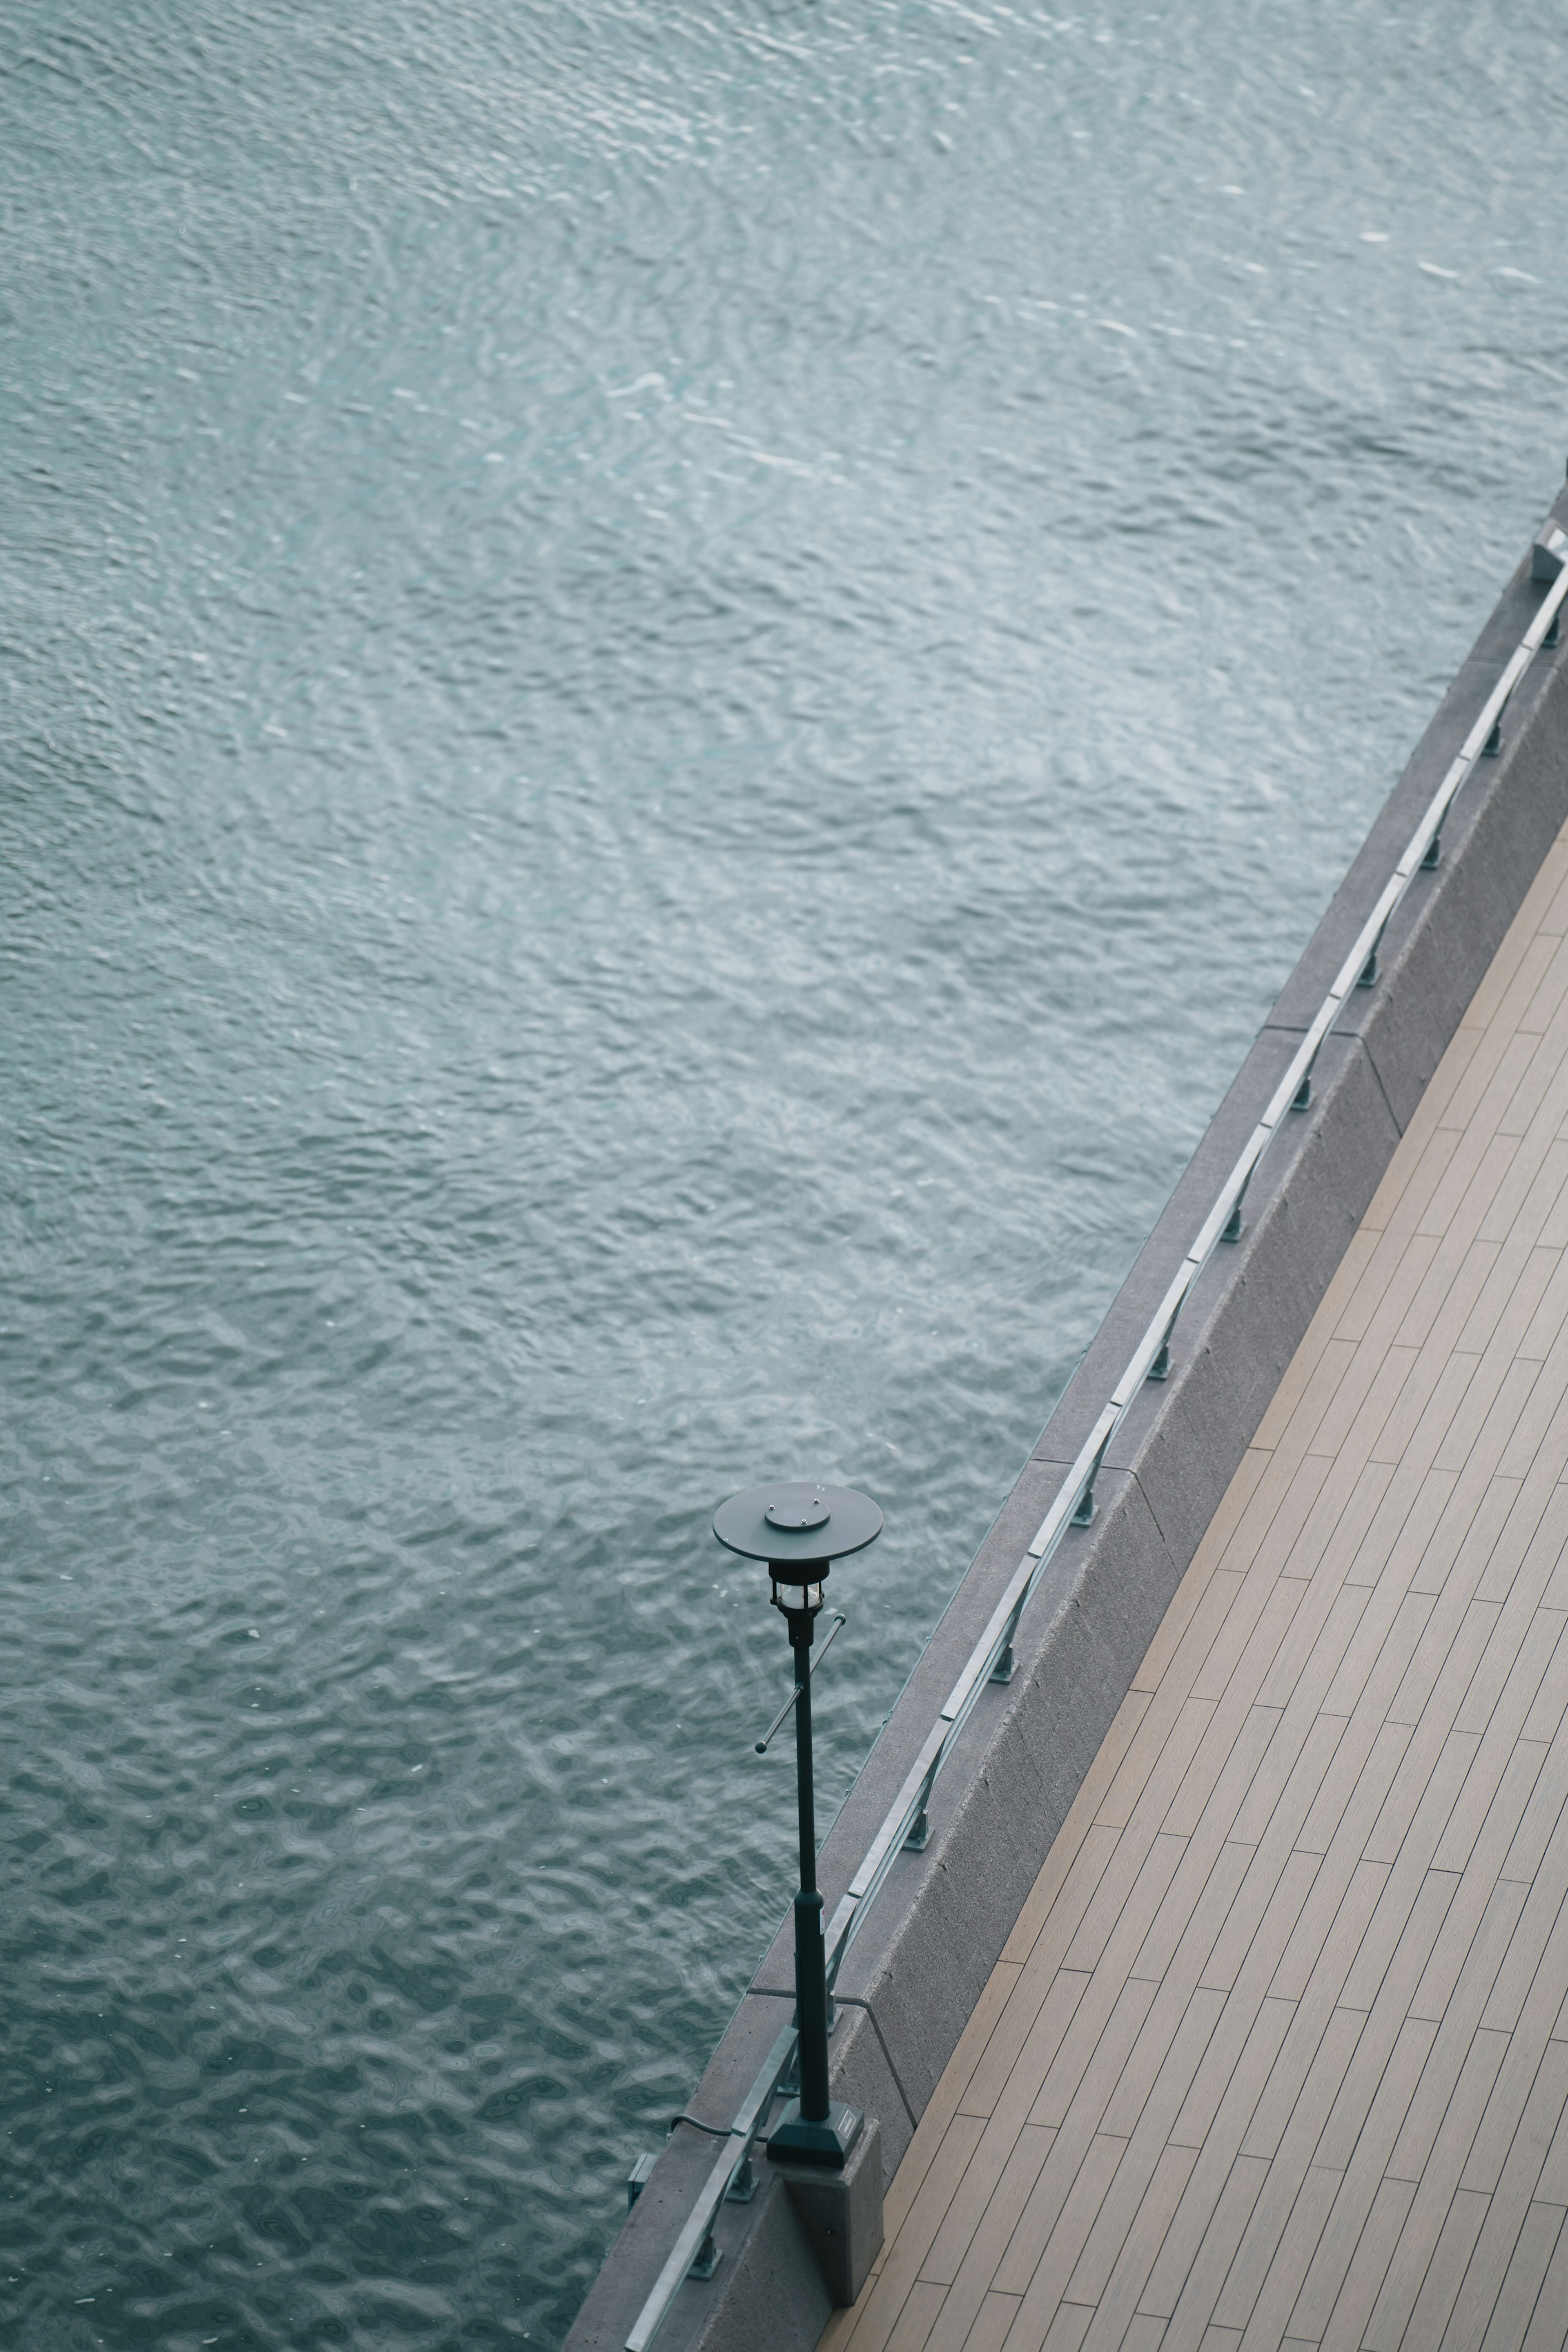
[1098,1031,1401,1570]
[564,491,1568,2352]
[682,2174,827,2352]
[770,2120,885,2306]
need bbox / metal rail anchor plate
[685,2231,721,2282]
[1147,1296,1182,1383]
[1071,1418,1114,1525]
[988,1623,1019,1684]
[1215,1161,1255,1251]
[626,2158,724,2278]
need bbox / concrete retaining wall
[566,486,1568,2352]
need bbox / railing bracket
[1421,833,1441,869]
[687,2233,721,2282]
[1483,720,1502,757]
[630,2160,723,2271]
[1292,1075,1312,1111]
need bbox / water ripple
[3,0,1565,2343]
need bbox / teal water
[3,2,1566,2344]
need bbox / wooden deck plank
[1479,2202,1567,2352]
[924,2129,1058,2345]
[1520,2208,1568,2352]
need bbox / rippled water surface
[5,2,1568,2343]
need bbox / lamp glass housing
[772,1576,825,1614]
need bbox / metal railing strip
[624,2024,797,2352]
[621,540,1568,2352]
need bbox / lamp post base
[767,2098,863,2169]
[769,2116,884,2305]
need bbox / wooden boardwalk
[825,820,1568,2352]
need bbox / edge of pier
[566,482,1568,2352]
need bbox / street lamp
[713,1479,883,2168]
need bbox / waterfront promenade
[825,820,1568,2352]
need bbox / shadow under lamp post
[713,1479,882,2168]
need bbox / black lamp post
[713,1479,882,2168]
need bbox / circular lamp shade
[713,1482,882,1583]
